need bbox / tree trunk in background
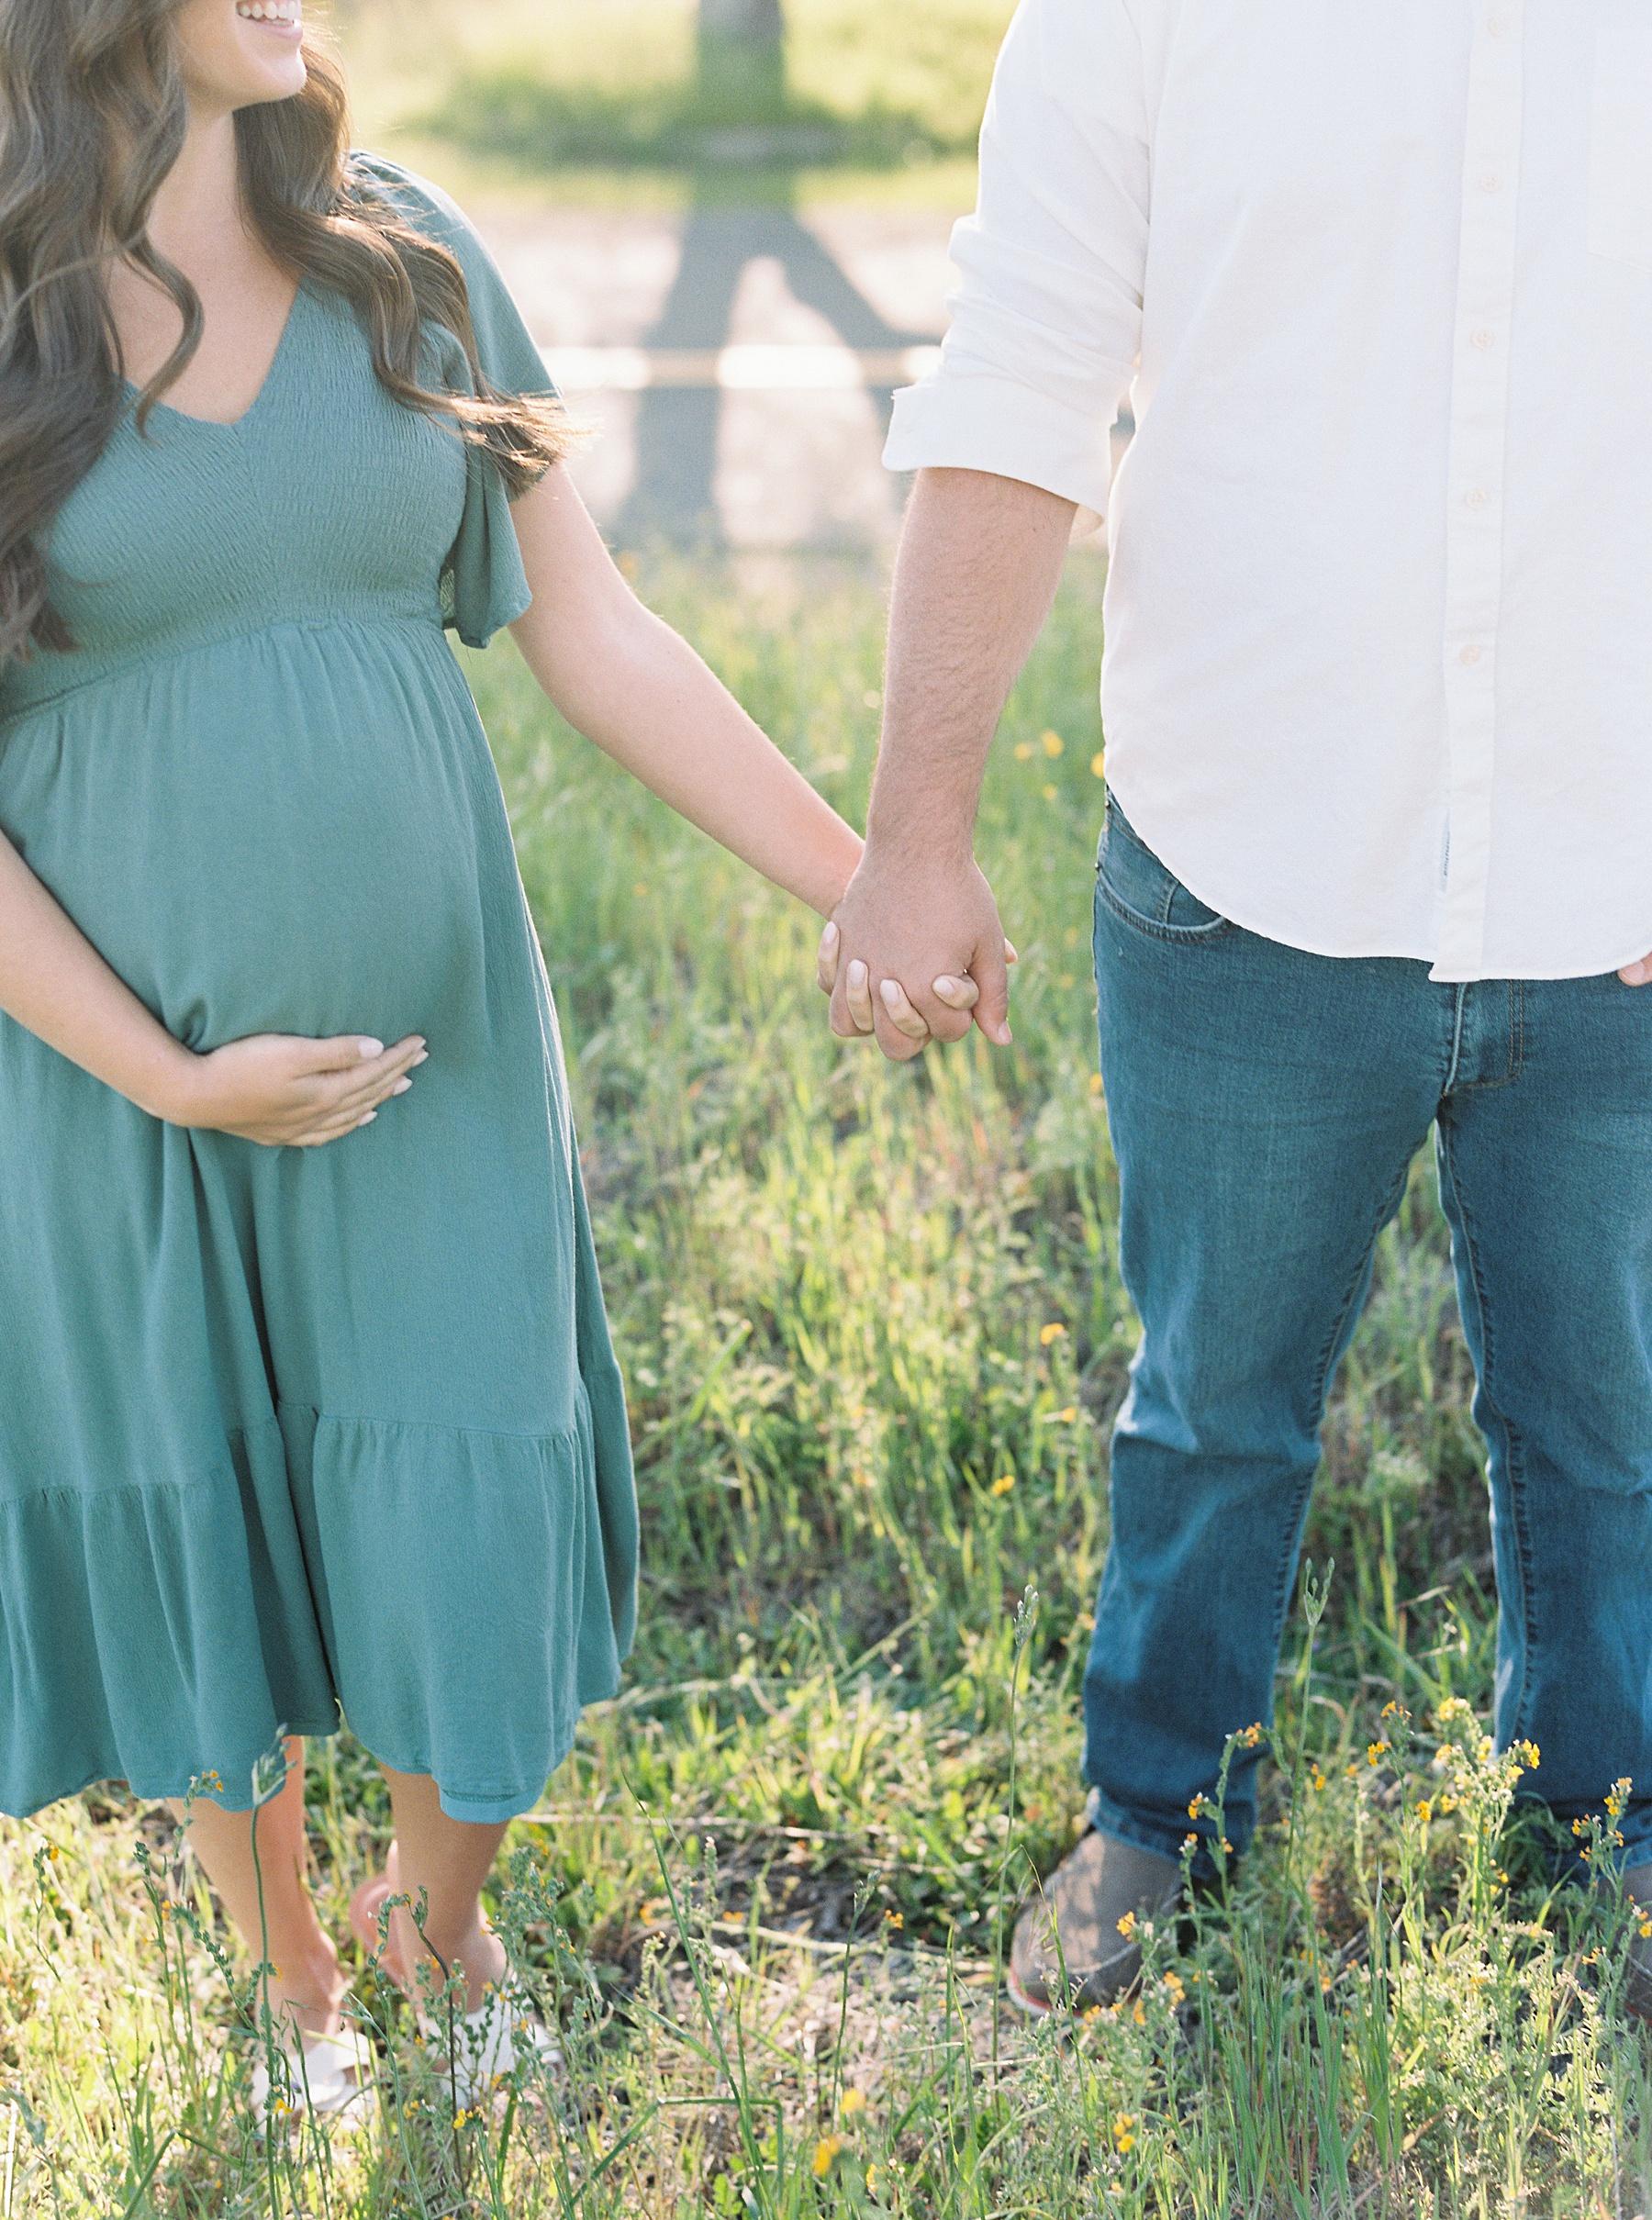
[699,0,784,47]
[698,0,787,120]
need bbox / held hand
[165,1032,428,1147]
[1623,955,1652,986]
[815,850,1016,1063]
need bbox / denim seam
[1095,873,1234,947]
[1446,981,1524,1096]
[1437,1121,1538,1741]
[1262,1156,1414,1649]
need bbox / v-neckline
[125,280,308,433]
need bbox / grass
[5,552,1652,2214]
[332,0,1012,195]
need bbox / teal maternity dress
[0,159,638,1822]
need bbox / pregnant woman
[0,0,865,2110]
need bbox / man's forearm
[820,467,1077,1060]
[867,468,1077,864]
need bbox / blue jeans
[1087,798,1652,1869]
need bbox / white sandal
[419,1986,563,2107]
[250,2024,376,2126]
[349,1868,559,2107]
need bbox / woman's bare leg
[377,1765,509,2014]
[170,1736,347,2038]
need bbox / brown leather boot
[1008,1830,1183,2014]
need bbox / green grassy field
[334,0,1009,208]
[6,554,1651,2214]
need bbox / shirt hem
[1105,775,1652,987]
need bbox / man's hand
[816,846,1012,1063]
[811,467,1071,1062]
[1623,955,1652,986]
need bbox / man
[816,0,1652,2012]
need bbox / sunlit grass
[4,553,1650,2213]
[332,0,1013,195]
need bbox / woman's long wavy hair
[0,0,572,665]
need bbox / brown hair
[0,0,572,665]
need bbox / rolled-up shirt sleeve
[884,0,1148,519]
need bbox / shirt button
[1464,487,1489,508]
[1460,644,1483,665]
[1470,329,1495,349]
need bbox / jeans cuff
[1084,1784,1245,1883]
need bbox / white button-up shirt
[884,0,1652,983]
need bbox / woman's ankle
[261,1936,348,2037]
[395,1913,508,2015]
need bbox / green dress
[0,159,638,1822]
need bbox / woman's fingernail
[880,979,902,1010]
[820,921,838,946]
[848,959,867,985]
[359,1037,385,1059]
[412,1051,430,1065]
[359,1110,377,1124]
[393,1077,412,1095]
[933,976,958,998]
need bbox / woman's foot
[348,1844,508,2013]
[262,1935,351,2040]
[348,1846,416,1991]
[250,2024,376,2125]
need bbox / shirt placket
[1433,0,1524,985]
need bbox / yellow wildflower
[1112,2113,1136,2153]
[990,1474,1016,1497]
[841,2088,866,2117]
[885,1909,902,1929]
[813,2136,843,2176]
[1013,740,1035,761]
[1132,2000,1145,2025]
[1091,751,1107,779]
[1043,784,1059,800]
[1058,1406,1079,1422]
[1116,1910,1137,1939]
[1042,730,1065,758]
[1039,1322,1067,1345]
[1415,1800,1433,1826]
[1089,1072,1104,1094]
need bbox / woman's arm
[507,467,864,919]
[0,828,425,1143]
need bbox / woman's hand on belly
[0,820,424,1139]
[167,1030,428,1147]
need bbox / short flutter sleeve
[349,152,560,649]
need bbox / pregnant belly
[0,622,492,1053]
